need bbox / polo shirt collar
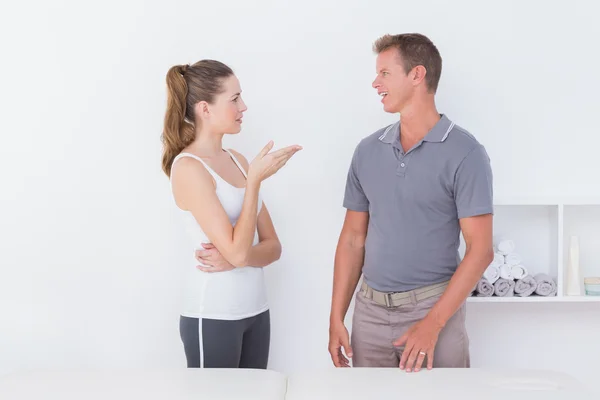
[424,114,455,142]
[378,121,400,144]
[378,114,454,144]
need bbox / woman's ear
[194,101,210,121]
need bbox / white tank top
[170,150,268,320]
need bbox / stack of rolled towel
[471,238,557,297]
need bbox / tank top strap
[171,152,220,181]
[225,149,248,178]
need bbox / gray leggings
[179,310,270,369]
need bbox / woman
[161,59,301,369]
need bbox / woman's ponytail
[160,60,235,177]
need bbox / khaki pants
[351,281,470,368]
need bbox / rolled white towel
[497,239,515,255]
[499,264,513,280]
[534,273,557,296]
[483,264,501,284]
[494,278,516,297]
[514,276,537,297]
[511,264,528,280]
[504,253,522,266]
[475,278,495,297]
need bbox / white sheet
[285,367,590,400]
[0,368,287,400]
[0,367,591,400]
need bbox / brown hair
[161,60,234,177]
[373,33,442,93]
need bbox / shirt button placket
[397,157,406,177]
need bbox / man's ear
[411,65,427,87]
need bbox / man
[328,33,494,373]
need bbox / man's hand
[393,316,443,372]
[195,243,235,273]
[328,321,353,367]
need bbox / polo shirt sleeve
[454,144,494,219]
[343,143,369,212]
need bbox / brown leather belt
[360,280,449,308]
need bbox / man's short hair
[373,33,442,93]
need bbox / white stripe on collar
[440,122,455,142]
[378,121,398,141]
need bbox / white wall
[1,0,599,389]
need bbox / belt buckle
[384,292,393,308]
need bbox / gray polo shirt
[343,114,493,292]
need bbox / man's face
[372,48,414,114]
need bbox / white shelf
[466,197,600,303]
[468,295,600,303]
[494,196,600,206]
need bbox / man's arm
[428,143,494,325]
[328,210,369,367]
[330,210,369,324]
[329,140,370,367]
[395,214,493,371]
[426,214,493,328]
